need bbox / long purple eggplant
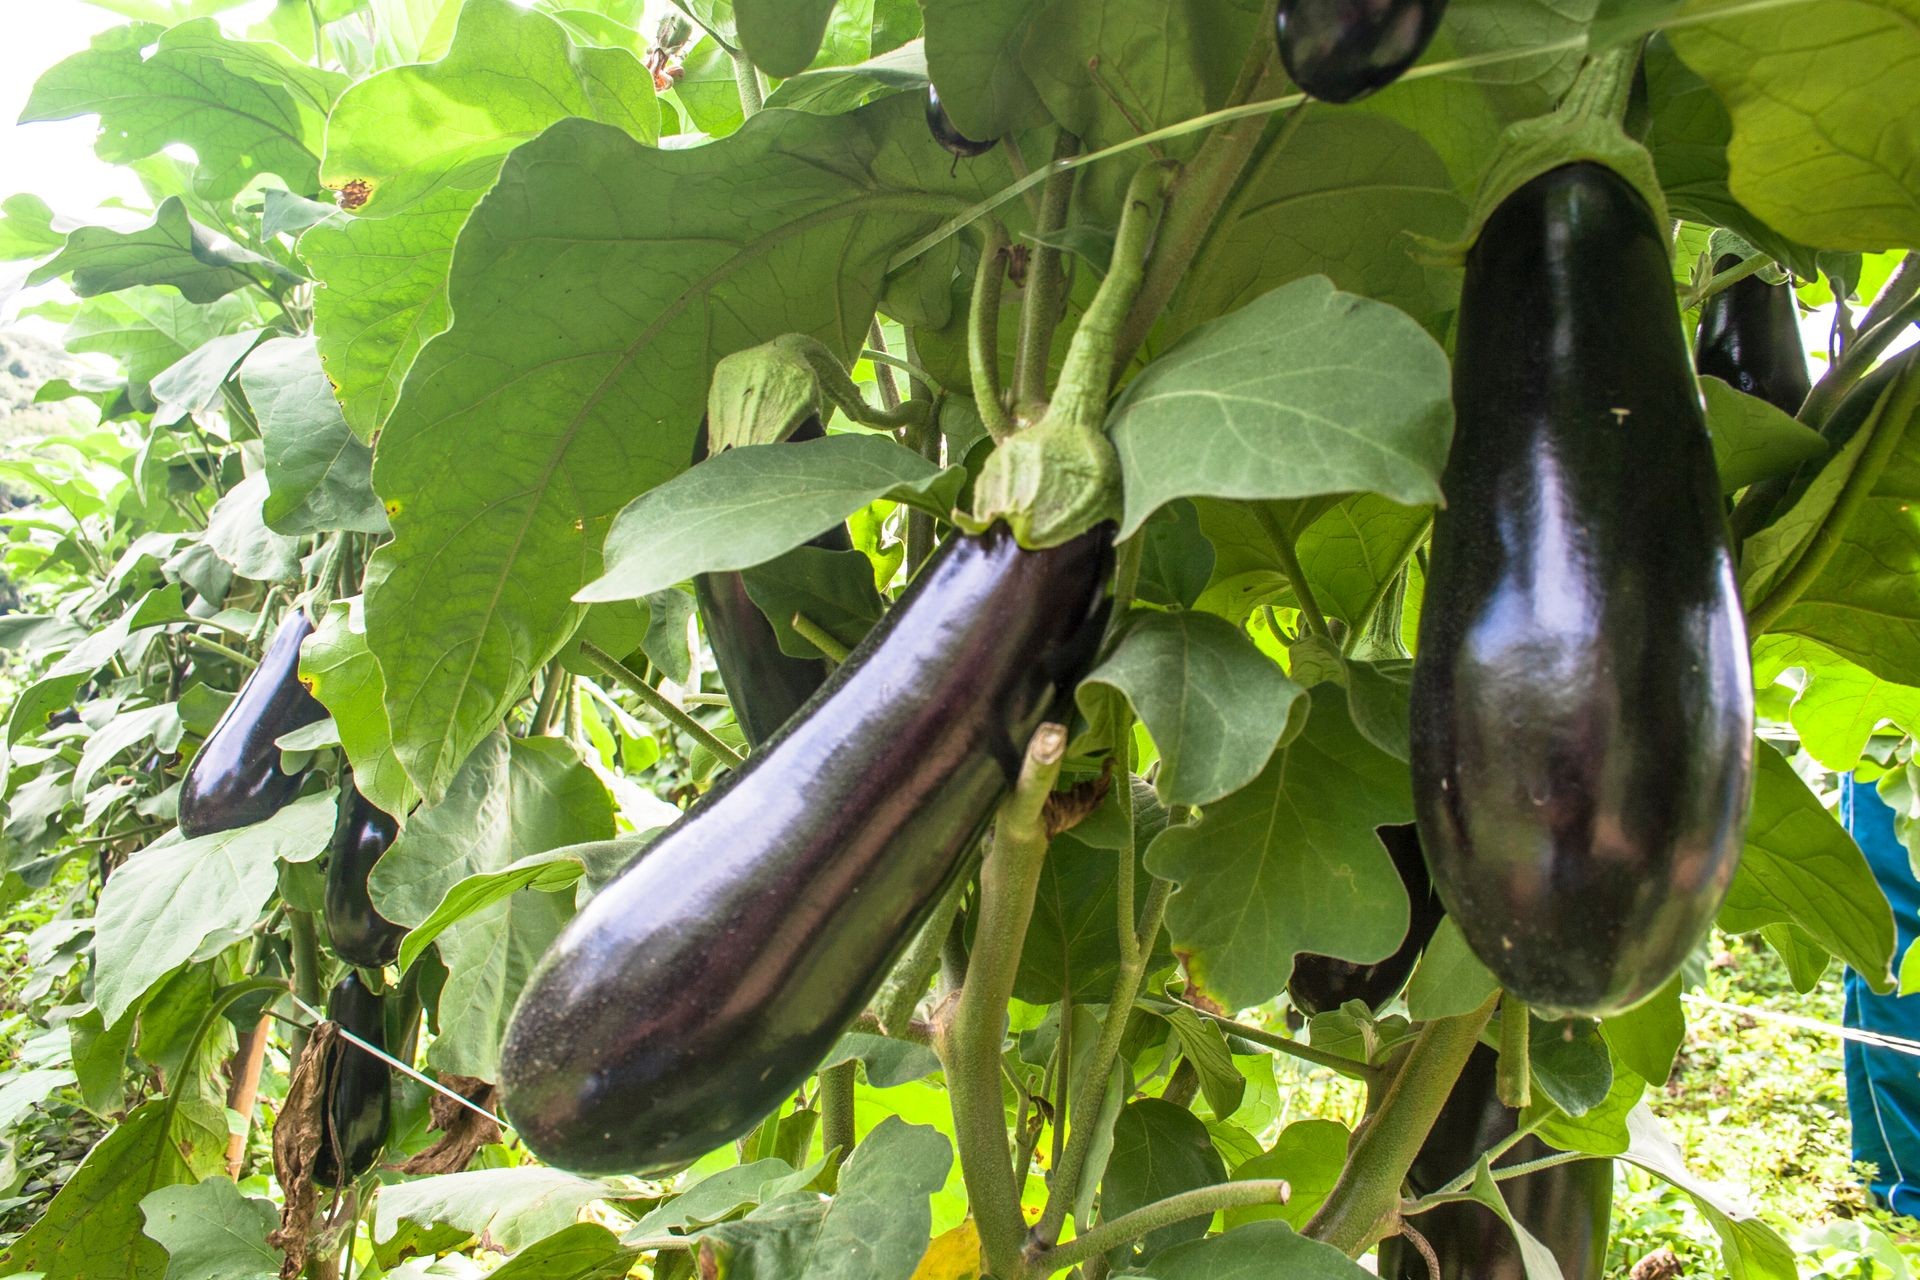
[178,612,327,837]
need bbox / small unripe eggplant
[1276,0,1450,104]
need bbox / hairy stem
[1305,991,1500,1254]
[1254,504,1333,642]
[529,659,568,736]
[820,1061,857,1158]
[868,320,901,410]
[971,221,1015,442]
[730,49,763,116]
[1013,133,1082,414]
[935,724,1068,1279]
[789,612,849,664]
[1141,997,1377,1082]
[579,640,745,770]
[1496,995,1530,1109]
[288,911,324,1067]
[1031,1181,1292,1272]
[877,868,973,1035]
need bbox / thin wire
[886,0,1825,274]
[1682,993,1920,1060]
[285,994,508,1127]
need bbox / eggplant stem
[867,319,901,411]
[1254,503,1335,643]
[789,612,849,665]
[1496,993,1532,1110]
[578,640,746,770]
[1029,1180,1291,1272]
[819,1061,857,1159]
[970,221,1015,443]
[1012,132,1082,413]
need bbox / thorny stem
[971,221,1015,442]
[578,640,746,770]
[1012,133,1082,414]
[1029,1181,1292,1272]
[1305,991,1500,1254]
[935,724,1069,1279]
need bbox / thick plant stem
[1496,995,1531,1109]
[529,659,568,736]
[820,1061,857,1158]
[730,49,763,117]
[1141,998,1376,1082]
[1254,504,1333,642]
[1747,360,1920,635]
[1030,1181,1291,1272]
[790,612,849,664]
[578,640,746,770]
[1012,133,1081,414]
[1304,991,1501,1255]
[935,723,1068,1280]
[877,869,973,1035]
[971,221,1014,442]
[868,320,901,410]
[1797,292,1920,430]
[289,910,324,1066]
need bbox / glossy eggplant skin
[323,778,406,969]
[693,417,851,748]
[1695,254,1810,416]
[1288,824,1444,1015]
[178,612,327,838]
[1276,0,1449,104]
[501,523,1113,1174]
[313,972,392,1188]
[1411,164,1753,1018]
[925,85,996,158]
[1377,1045,1612,1278]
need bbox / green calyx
[963,160,1174,549]
[1412,44,1665,267]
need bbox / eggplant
[1276,0,1449,104]
[693,417,851,747]
[1411,163,1753,1018]
[501,522,1113,1174]
[925,85,996,158]
[1288,824,1444,1015]
[323,776,406,969]
[1377,1044,1612,1278]
[1694,255,1810,417]
[178,612,327,838]
[314,972,392,1187]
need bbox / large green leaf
[1668,0,1920,251]
[364,96,994,801]
[582,435,961,602]
[301,0,660,437]
[92,794,335,1023]
[240,336,386,536]
[1098,1098,1227,1265]
[1016,793,1170,1004]
[299,598,419,817]
[62,288,269,413]
[368,731,613,1077]
[1621,1106,1797,1279]
[0,194,69,261]
[1110,276,1453,540]
[0,1099,226,1280]
[1702,378,1826,494]
[920,0,1040,139]
[1146,693,1413,1011]
[1142,1219,1373,1278]
[20,20,341,201]
[374,1166,619,1253]
[735,0,837,76]
[3,586,184,752]
[27,198,293,303]
[1720,742,1896,991]
[488,1224,638,1280]
[1225,1119,1349,1231]
[1077,610,1303,808]
[1752,634,1920,771]
[139,1178,281,1280]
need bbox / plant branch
[1029,1181,1292,1272]
[579,640,745,770]
[529,659,568,736]
[288,910,324,1066]
[1254,503,1333,642]
[1305,990,1501,1254]
[877,868,973,1035]
[971,220,1015,442]
[867,320,902,411]
[1680,250,1767,309]
[790,612,849,664]
[1140,997,1377,1082]
[1799,291,1920,430]
[820,1061,857,1157]
[1496,995,1530,1109]
[1013,132,1081,414]
[1855,254,1920,340]
[934,723,1068,1279]
[730,49,763,116]
[182,632,257,670]
[1747,360,1920,635]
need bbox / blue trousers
[1843,773,1920,1217]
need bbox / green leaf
[21,21,340,201]
[1600,975,1685,1087]
[1720,742,1896,992]
[819,1032,942,1089]
[148,328,270,427]
[796,1117,951,1278]
[1017,794,1172,1004]
[0,194,69,261]
[1621,1105,1798,1279]
[368,731,614,1076]
[488,1223,637,1280]
[1667,0,1920,251]
[739,546,885,659]
[300,598,419,817]
[140,1178,281,1280]
[1405,919,1499,1022]
[1463,1162,1567,1280]
[0,1099,226,1280]
[365,96,992,802]
[240,336,387,537]
[1528,1057,1647,1156]
[374,1167,618,1253]
[1146,694,1413,1012]
[4,587,185,754]
[921,0,1039,139]
[1702,378,1827,494]
[1526,1015,1612,1118]
[0,1068,77,1131]
[1098,1098,1227,1264]
[62,288,267,412]
[1161,1005,1246,1120]
[584,436,960,603]
[203,473,303,583]
[1078,611,1303,809]
[27,198,292,303]
[735,0,836,76]
[301,0,660,437]
[765,44,929,117]
[1141,1218,1374,1278]
[1752,635,1920,772]
[1111,276,1453,540]
[93,794,334,1024]
[1225,1119,1349,1231]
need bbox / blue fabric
[1842,773,1920,1217]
